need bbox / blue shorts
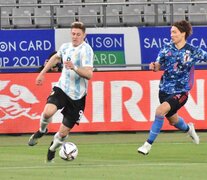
[159,91,188,117]
[47,86,86,128]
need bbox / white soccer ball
[59,142,78,161]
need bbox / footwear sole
[28,141,37,146]
[45,159,55,163]
[190,136,200,144]
[137,150,149,155]
[28,135,38,146]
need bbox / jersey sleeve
[155,44,168,65]
[194,47,207,63]
[57,43,68,59]
[80,44,94,67]
[56,44,64,58]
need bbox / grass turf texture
[0,132,206,180]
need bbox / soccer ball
[59,142,78,161]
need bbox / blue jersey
[156,42,207,94]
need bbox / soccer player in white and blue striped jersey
[138,20,207,155]
[28,21,94,162]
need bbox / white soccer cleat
[137,141,152,155]
[187,123,200,144]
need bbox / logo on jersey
[183,50,191,63]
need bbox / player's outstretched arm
[36,54,61,85]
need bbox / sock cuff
[55,132,68,141]
[155,115,164,121]
[178,116,183,121]
[49,132,68,151]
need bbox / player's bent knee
[42,112,53,119]
[155,109,165,117]
[169,121,175,126]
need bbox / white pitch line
[0,162,206,170]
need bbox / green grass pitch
[0,132,207,180]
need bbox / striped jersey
[55,41,94,100]
[156,42,207,94]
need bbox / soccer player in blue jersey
[28,21,94,162]
[138,20,207,155]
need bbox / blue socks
[174,116,189,132]
[147,115,164,144]
[146,116,189,145]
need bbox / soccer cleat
[47,149,56,162]
[187,123,200,144]
[28,129,48,146]
[137,141,152,155]
[47,141,56,162]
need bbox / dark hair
[71,21,86,33]
[172,20,192,40]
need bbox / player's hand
[64,60,75,70]
[35,74,44,85]
[149,62,160,72]
[149,62,156,71]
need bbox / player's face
[71,28,86,47]
[170,26,185,45]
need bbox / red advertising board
[0,70,206,134]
